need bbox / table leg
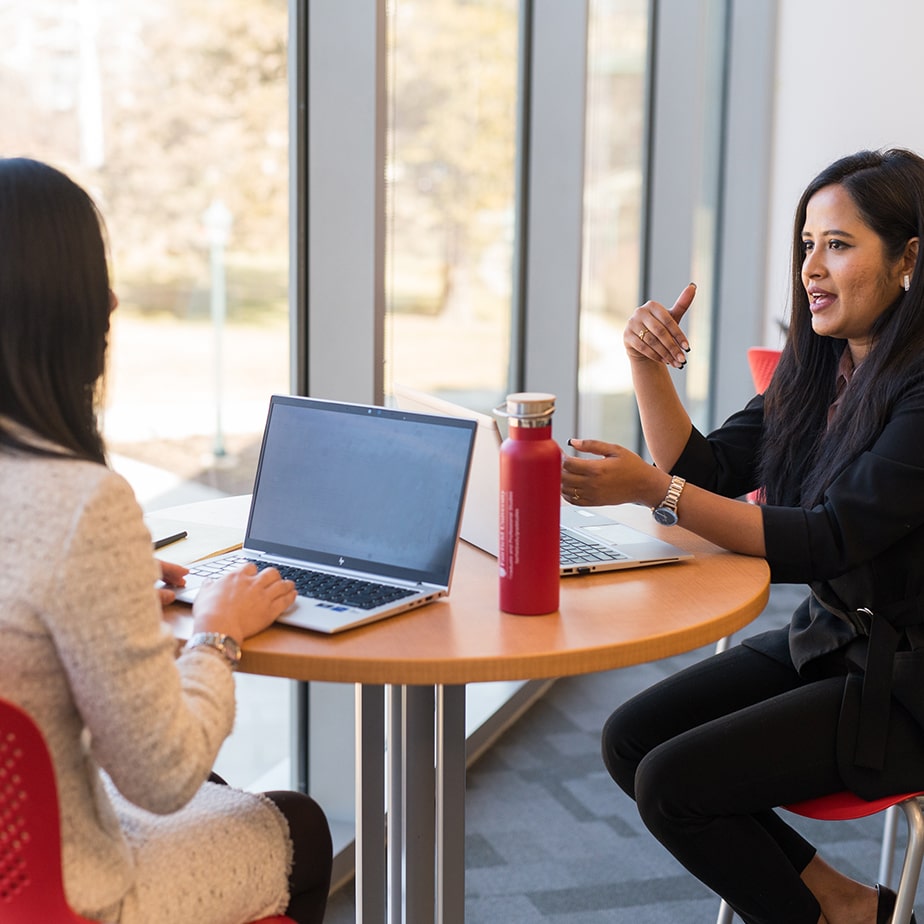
[291,680,309,793]
[356,683,387,924]
[385,684,468,923]
[388,687,404,924]
[391,685,437,924]
[436,684,466,924]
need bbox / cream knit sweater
[0,444,292,923]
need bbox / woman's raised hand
[624,282,696,369]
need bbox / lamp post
[203,199,232,457]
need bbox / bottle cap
[502,392,555,426]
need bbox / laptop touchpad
[584,524,648,547]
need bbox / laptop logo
[339,556,345,566]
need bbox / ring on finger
[572,489,580,501]
[638,328,649,344]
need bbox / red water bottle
[498,392,560,615]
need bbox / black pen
[153,530,188,550]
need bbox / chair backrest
[747,347,782,394]
[0,698,296,924]
[0,698,93,923]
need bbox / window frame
[291,0,779,885]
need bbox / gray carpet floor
[324,584,922,922]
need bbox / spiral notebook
[173,394,477,633]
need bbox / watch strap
[185,632,242,670]
[652,475,686,523]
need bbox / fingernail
[682,343,691,352]
[567,438,574,447]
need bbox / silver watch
[652,476,686,526]
[185,632,242,670]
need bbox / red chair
[742,346,782,505]
[716,789,924,923]
[747,346,782,394]
[0,697,295,924]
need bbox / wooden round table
[166,497,768,683]
[162,496,769,924]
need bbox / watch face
[653,506,678,526]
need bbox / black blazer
[672,381,924,794]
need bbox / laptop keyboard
[559,529,629,565]
[188,556,417,610]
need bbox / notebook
[393,386,692,575]
[172,394,477,633]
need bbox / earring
[903,274,911,292]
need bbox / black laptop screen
[244,396,476,585]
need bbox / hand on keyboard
[190,561,297,642]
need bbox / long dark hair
[760,149,924,507]
[0,158,111,464]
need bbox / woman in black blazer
[561,148,924,924]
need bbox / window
[578,0,650,446]
[384,0,519,414]
[0,0,292,790]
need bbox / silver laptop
[173,394,477,633]
[393,386,692,575]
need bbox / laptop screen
[244,395,477,585]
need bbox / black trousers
[602,643,924,924]
[263,790,333,924]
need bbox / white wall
[763,0,924,344]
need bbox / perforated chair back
[0,699,296,924]
[0,697,94,923]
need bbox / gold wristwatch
[652,475,686,526]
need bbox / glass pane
[384,0,524,742]
[684,0,727,432]
[578,0,649,446]
[0,0,291,790]
[385,0,519,415]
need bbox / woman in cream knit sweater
[0,158,332,922]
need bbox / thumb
[669,282,697,323]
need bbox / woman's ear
[904,237,919,277]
